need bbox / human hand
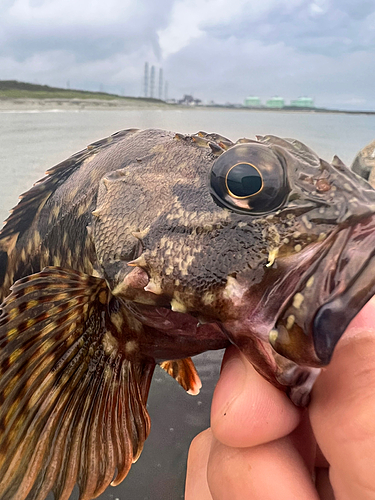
[185,298,375,500]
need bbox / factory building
[290,97,314,108]
[266,97,285,108]
[244,96,261,107]
[243,95,315,109]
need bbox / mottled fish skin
[1,129,375,500]
[90,130,375,369]
[0,128,165,300]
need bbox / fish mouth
[272,213,375,366]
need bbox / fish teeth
[132,228,149,240]
[170,298,187,313]
[144,280,162,295]
[92,208,103,217]
[127,254,147,268]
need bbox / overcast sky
[1,0,375,110]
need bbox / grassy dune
[0,80,163,103]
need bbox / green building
[244,96,261,107]
[266,97,285,108]
[290,97,314,108]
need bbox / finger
[310,298,375,499]
[207,433,320,500]
[185,429,213,500]
[315,468,335,500]
[211,346,303,448]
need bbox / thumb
[211,346,302,448]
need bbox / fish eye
[226,163,263,198]
[210,143,288,214]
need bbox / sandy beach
[0,97,171,111]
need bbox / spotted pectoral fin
[160,358,202,395]
[0,266,155,500]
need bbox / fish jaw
[111,213,375,371]
[220,213,375,370]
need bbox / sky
[1,0,375,110]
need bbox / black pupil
[226,163,262,197]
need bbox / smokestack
[150,65,155,98]
[164,81,168,101]
[144,62,149,98]
[158,68,163,100]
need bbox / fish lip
[312,218,375,363]
[221,235,336,363]
[313,303,344,365]
[274,214,375,366]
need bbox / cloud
[160,0,375,109]
[157,0,250,58]
[1,0,174,62]
[0,0,177,94]
[164,26,375,109]
[1,0,375,109]
[202,0,375,56]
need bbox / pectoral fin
[160,358,202,395]
[0,267,155,500]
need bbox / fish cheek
[270,275,324,367]
[91,180,147,275]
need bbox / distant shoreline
[0,97,374,115]
[1,80,374,115]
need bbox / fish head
[92,132,375,367]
